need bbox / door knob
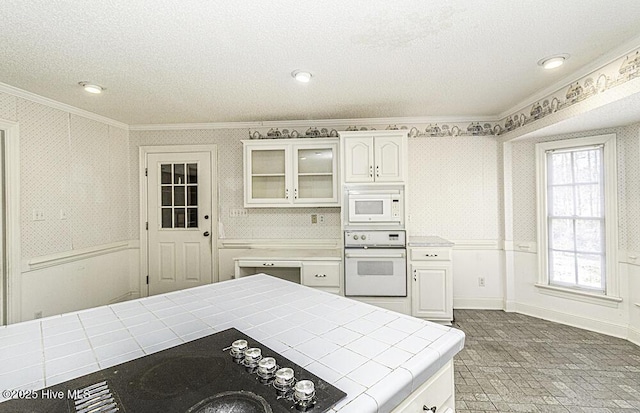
[203,231,210,237]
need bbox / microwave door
[349,197,391,222]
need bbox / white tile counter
[233,248,342,260]
[0,274,464,412]
[407,236,454,247]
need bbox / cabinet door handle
[263,263,275,266]
[314,274,326,278]
[423,406,436,412]
[369,165,373,177]
[414,276,417,281]
[376,165,380,177]
[294,188,298,199]
[285,188,289,199]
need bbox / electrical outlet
[318,215,325,224]
[478,277,486,287]
[311,214,317,224]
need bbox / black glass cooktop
[0,328,347,413]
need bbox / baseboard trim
[514,302,628,339]
[108,291,140,304]
[454,297,504,310]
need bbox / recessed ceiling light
[291,70,312,83]
[538,54,570,70]
[79,81,105,94]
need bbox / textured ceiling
[2,0,640,125]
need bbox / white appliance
[344,230,406,297]
[346,187,404,226]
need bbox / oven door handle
[345,252,405,258]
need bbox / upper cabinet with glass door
[243,138,339,207]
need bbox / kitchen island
[0,274,464,412]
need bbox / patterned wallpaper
[128,129,341,240]
[0,92,131,259]
[0,92,17,121]
[509,123,640,252]
[407,136,502,240]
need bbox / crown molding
[129,115,499,132]
[498,34,640,120]
[0,82,129,130]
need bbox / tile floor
[453,310,640,413]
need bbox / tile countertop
[407,236,454,247]
[0,274,464,413]
[233,248,342,260]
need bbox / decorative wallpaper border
[248,121,499,139]
[497,48,640,135]
[249,46,640,139]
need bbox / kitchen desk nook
[0,274,464,413]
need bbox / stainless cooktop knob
[294,380,316,402]
[361,235,367,240]
[353,235,359,240]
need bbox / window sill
[534,284,622,308]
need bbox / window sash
[545,146,605,292]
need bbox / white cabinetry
[410,247,453,323]
[392,360,454,413]
[243,138,339,207]
[341,131,407,183]
[233,250,342,295]
[301,261,340,294]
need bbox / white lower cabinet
[410,247,453,323]
[391,359,454,413]
[301,261,340,294]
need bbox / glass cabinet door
[246,146,290,203]
[293,144,338,203]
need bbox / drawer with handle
[301,262,340,287]
[410,248,451,261]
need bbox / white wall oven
[344,230,406,297]
[345,187,403,227]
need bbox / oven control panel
[344,230,406,247]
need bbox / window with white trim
[536,134,619,300]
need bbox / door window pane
[161,164,172,184]
[187,208,198,228]
[174,164,185,184]
[161,208,172,228]
[174,208,186,228]
[187,186,198,206]
[187,163,198,184]
[161,187,172,206]
[174,186,185,206]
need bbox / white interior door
[147,152,213,295]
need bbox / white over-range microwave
[346,187,404,226]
